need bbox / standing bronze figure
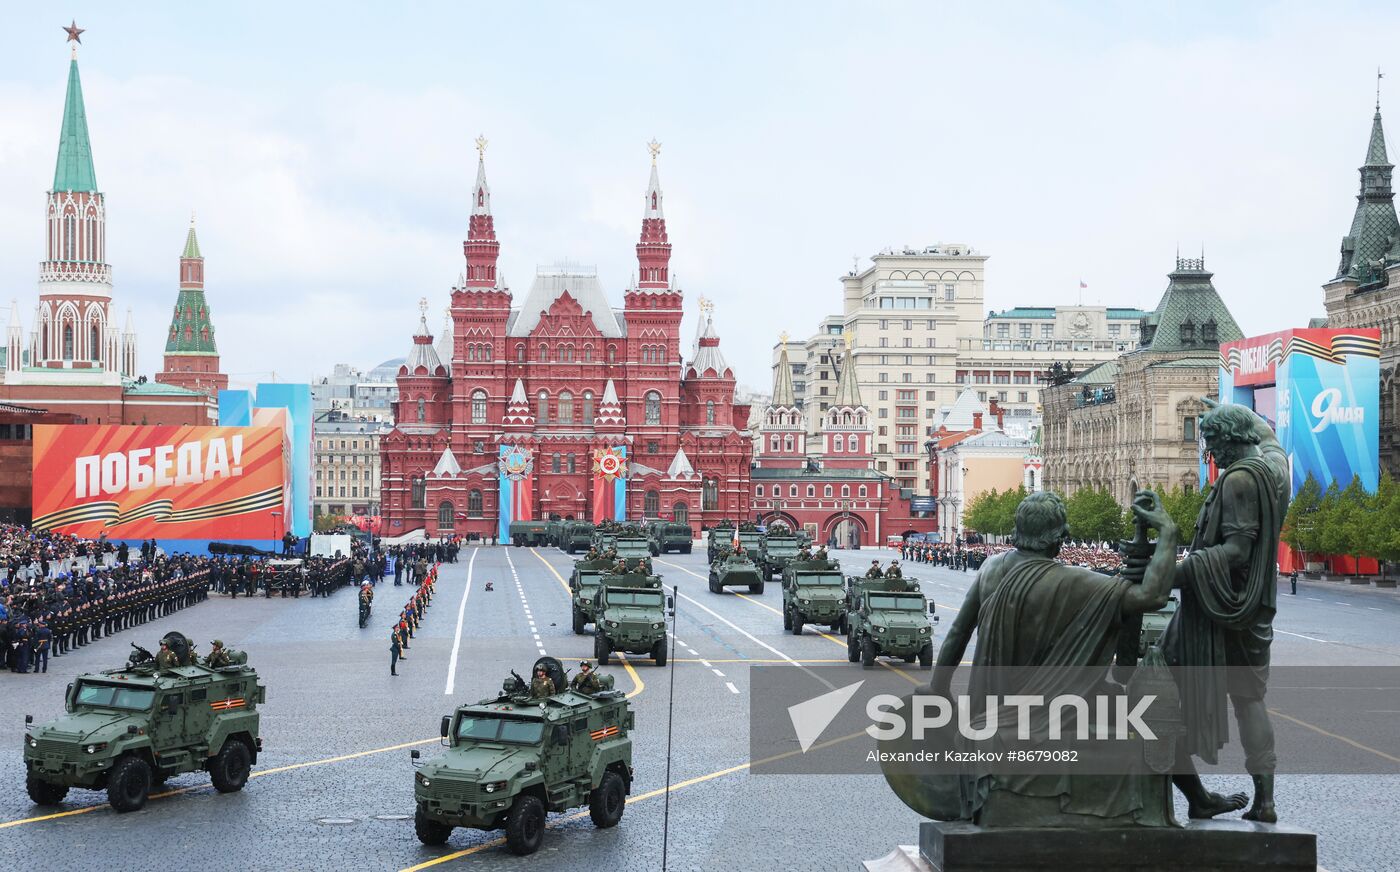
[1162,402,1289,822]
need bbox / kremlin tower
[155,218,229,398]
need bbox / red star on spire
[63,20,84,44]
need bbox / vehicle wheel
[652,639,667,667]
[572,608,587,635]
[792,615,804,636]
[832,617,845,634]
[903,654,915,664]
[782,606,792,631]
[749,580,764,594]
[681,544,692,554]
[107,755,152,812]
[211,738,251,793]
[415,807,452,845]
[860,637,876,670]
[589,770,626,828]
[847,632,859,663]
[595,634,611,666]
[919,642,934,670]
[504,794,547,855]
[567,544,576,555]
[26,774,68,806]
[651,545,660,557]
[708,573,720,594]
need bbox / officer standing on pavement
[389,626,402,676]
[33,619,51,673]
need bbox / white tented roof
[509,266,623,338]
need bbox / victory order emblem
[592,447,627,481]
[499,446,535,481]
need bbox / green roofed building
[1041,256,1243,503]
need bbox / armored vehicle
[708,550,764,594]
[737,529,764,556]
[593,584,670,666]
[781,563,847,635]
[544,520,567,548]
[412,656,633,855]
[593,532,618,553]
[613,535,654,570]
[706,524,736,562]
[759,528,802,579]
[646,521,693,555]
[22,632,264,813]
[845,586,936,669]
[561,521,595,554]
[509,521,550,547]
[570,565,609,634]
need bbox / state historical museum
[380,143,752,538]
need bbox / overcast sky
[1,2,1395,392]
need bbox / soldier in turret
[154,640,178,670]
[865,560,884,579]
[205,639,230,669]
[570,660,603,694]
[529,665,555,699]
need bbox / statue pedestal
[864,820,1317,872]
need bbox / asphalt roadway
[1,544,1397,871]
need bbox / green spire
[1138,257,1243,354]
[182,218,202,259]
[53,59,97,193]
[1367,109,1390,166]
[165,289,218,355]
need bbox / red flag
[1079,280,1088,289]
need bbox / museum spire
[636,139,672,290]
[464,135,500,288]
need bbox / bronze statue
[1158,402,1288,823]
[921,489,1182,827]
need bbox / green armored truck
[570,566,609,634]
[22,632,264,813]
[1139,596,1178,655]
[593,584,670,666]
[646,521,693,555]
[708,550,764,594]
[561,521,596,554]
[411,657,633,855]
[781,563,847,635]
[760,527,802,579]
[845,586,936,669]
[509,521,550,547]
[706,524,736,562]
[613,535,654,570]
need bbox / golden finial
[647,138,662,164]
[418,297,428,314]
[475,134,488,159]
[779,330,790,344]
[843,332,853,350]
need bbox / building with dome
[379,143,752,538]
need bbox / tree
[1282,472,1324,564]
[964,487,1022,541]
[1064,487,1124,544]
[1370,472,1400,579]
[1314,480,1345,562]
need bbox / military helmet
[211,639,224,648]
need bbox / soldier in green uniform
[570,660,603,694]
[865,560,884,579]
[154,640,178,670]
[205,640,231,669]
[389,626,402,676]
[529,665,555,699]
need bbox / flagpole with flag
[1078,279,1087,306]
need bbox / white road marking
[725,681,740,695]
[1334,602,1350,606]
[1277,629,1332,644]
[1306,597,1322,602]
[699,659,712,668]
[443,547,481,696]
[1369,607,1383,611]
[504,549,546,656]
[711,668,725,678]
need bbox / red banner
[32,424,288,539]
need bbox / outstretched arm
[1122,491,1179,617]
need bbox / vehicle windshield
[867,593,924,611]
[456,715,545,744]
[606,591,664,607]
[617,542,650,555]
[75,682,156,711]
[665,525,689,536]
[800,573,844,586]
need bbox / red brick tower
[156,217,228,398]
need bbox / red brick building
[380,143,752,538]
[750,340,935,547]
[1,45,214,427]
[0,402,82,524]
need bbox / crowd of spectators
[897,539,1124,574]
